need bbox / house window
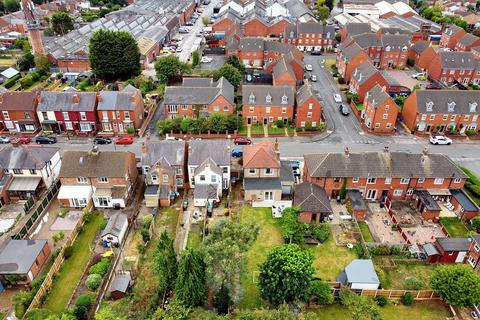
[102,111,108,120]
[465,115,470,121]
[223,105,229,111]
[400,177,410,184]
[13,169,23,174]
[214,106,219,111]
[63,112,69,120]
[375,123,380,128]
[308,103,313,110]
[264,191,273,200]
[282,107,286,113]
[97,177,108,183]
[367,177,376,184]
[434,178,444,185]
[383,114,388,120]
[443,114,448,120]
[249,168,256,174]
[385,177,392,184]
[80,112,87,120]
[249,94,255,103]
[475,244,480,252]
[393,189,402,196]
[333,177,341,183]
[211,175,217,183]
[2,111,9,120]
[468,256,477,267]
[429,114,435,120]
[352,177,359,183]
[176,168,182,175]
[265,168,273,175]
[151,175,158,183]
[421,114,427,121]
[77,176,88,183]
[80,122,91,132]
[222,167,228,174]
[124,111,130,120]
[42,112,48,120]
[116,111,120,118]
[249,106,254,113]
[65,122,73,130]
[200,175,205,181]
[163,175,168,183]
[406,189,414,196]
[300,121,305,127]
[307,112,312,118]
[182,105,188,110]
[24,112,31,119]
[266,95,272,103]
[266,107,271,114]
[281,95,288,104]
[453,178,462,183]
[29,169,36,174]
[418,178,425,183]
[168,105,178,113]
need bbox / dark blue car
[231,148,243,158]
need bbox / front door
[263,117,268,125]
[247,117,251,125]
[119,123,124,132]
[366,189,377,200]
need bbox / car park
[310,75,317,82]
[115,136,134,145]
[339,104,350,116]
[94,137,112,145]
[429,135,452,145]
[334,94,342,103]
[0,136,10,144]
[234,137,252,145]
[305,64,313,71]
[35,136,57,144]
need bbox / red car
[234,137,252,145]
[16,136,31,144]
[114,136,134,145]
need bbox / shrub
[304,122,313,131]
[311,223,330,243]
[85,274,102,291]
[338,77,345,84]
[52,231,65,244]
[402,292,414,305]
[63,246,74,259]
[141,228,150,243]
[75,293,95,309]
[405,277,424,290]
[83,211,93,223]
[466,129,477,136]
[74,305,88,320]
[143,215,153,229]
[127,127,135,134]
[89,258,110,277]
[13,291,33,318]
[58,208,69,218]
[3,74,21,88]
[274,119,285,128]
[375,296,388,307]
[99,218,108,230]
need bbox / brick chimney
[344,146,350,157]
[274,138,280,160]
[73,94,79,104]
[384,146,389,153]
[97,93,102,102]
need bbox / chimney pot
[384,146,389,153]
[422,147,428,156]
[73,94,80,104]
[344,146,350,156]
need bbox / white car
[334,94,342,103]
[305,64,313,71]
[310,75,317,82]
[429,135,452,145]
[411,72,425,79]
[0,136,10,144]
[201,56,212,63]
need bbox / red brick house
[429,237,470,264]
[243,15,291,38]
[212,9,242,33]
[283,22,335,51]
[340,22,371,42]
[454,33,480,52]
[242,85,295,125]
[97,85,145,134]
[466,234,480,272]
[349,61,389,101]
[472,46,480,60]
[295,84,322,128]
[272,58,297,88]
[402,90,480,134]
[294,181,332,223]
[0,92,39,134]
[336,42,370,82]
[362,85,398,133]
[450,189,479,221]
[439,25,467,49]
[427,51,478,86]
[164,77,235,119]
[408,43,438,70]
[37,92,98,134]
[303,149,467,201]
[265,52,304,82]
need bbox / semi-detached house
[362,84,398,133]
[0,92,39,133]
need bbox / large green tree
[315,6,330,23]
[51,11,74,35]
[4,0,19,13]
[154,55,190,84]
[226,55,245,73]
[175,248,206,308]
[430,264,480,307]
[214,63,242,90]
[153,231,178,293]
[280,207,304,244]
[310,280,333,305]
[89,29,140,80]
[94,306,127,320]
[258,244,315,306]
[339,288,382,320]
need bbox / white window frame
[434,177,444,185]
[367,177,376,184]
[393,189,403,196]
[385,177,392,184]
[400,177,410,184]
[352,177,359,183]
[77,176,88,183]
[97,177,108,183]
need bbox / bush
[89,258,110,277]
[311,223,330,242]
[75,293,95,309]
[83,211,93,223]
[375,296,388,307]
[141,228,150,243]
[85,274,102,291]
[13,291,33,318]
[338,77,345,84]
[405,277,424,290]
[63,246,74,259]
[127,127,135,134]
[74,305,88,320]
[402,292,414,305]
[58,208,69,218]
[274,119,285,128]
[466,129,477,136]
[3,74,21,88]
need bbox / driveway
[146,100,164,135]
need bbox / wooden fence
[23,202,93,317]
[358,289,439,300]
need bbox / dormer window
[448,101,456,112]
[326,32,330,38]
[402,46,407,52]
[266,94,272,103]
[289,31,294,38]
[281,95,288,104]
[385,46,391,51]
[426,101,434,112]
[249,93,255,103]
[470,102,477,112]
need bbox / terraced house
[283,22,335,51]
[455,33,480,52]
[427,51,480,86]
[402,90,480,134]
[0,92,39,134]
[163,77,235,119]
[242,85,295,125]
[439,25,467,49]
[349,60,388,101]
[336,42,370,82]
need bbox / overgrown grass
[358,222,374,242]
[43,212,104,312]
[440,217,470,237]
[373,257,436,289]
[186,229,202,250]
[239,207,283,309]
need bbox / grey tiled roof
[297,22,334,38]
[0,239,48,274]
[188,139,230,166]
[351,61,379,85]
[238,37,264,51]
[339,259,379,285]
[438,51,477,70]
[352,33,381,48]
[243,177,282,190]
[410,41,429,54]
[102,213,128,238]
[0,145,59,170]
[296,84,317,106]
[414,90,480,114]
[143,141,185,167]
[37,92,96,112]
[164,77,234,105]
[304,151,467,179]
[242,85,295,106]
[444,24,463,36]
[280,160,294,183]
[294,182,332,213]
[110,273,131,293]
[98,90,139,111]
[365,84,390,108]
[458,33,479,47]
[345,23,371,36]
[381,34,410,50]
[273,56,295,79]
[194,157,223,176]
[436,237,471,251]
[341,42,364,61]
[194,183,219,199]
[61,150,134,178]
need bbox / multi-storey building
[362,84,398,133]
[427,51,479,86]
[242,85,295,125]
[295,84,323,128]
[349,61,388,101]
[283,22,335,51]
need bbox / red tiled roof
[243,140,281,169]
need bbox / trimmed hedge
[3,74,21,88]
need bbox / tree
[340,288,382,320]
[214,64,242,90]
[89,29,140,80]
[315,6,330,22]
[207,112,228,133]
[95,306,127,320]
[280,207,304,244]
[202,17,210,26]
[325,0,334,11]
[51,11,74,35]
[45,314,76,320]
[175,248,206,308]
[471,216,480,231]
[154,231,178,293]
[310,280,333,305]
[214,284,233,315]
[226,55,245,73]
[152,300,190,320]
[18,52,35,71]
[4,0,19,13]
[155,55,190,84]
[258,244,315,306]
[35,55,51,76]
[430,264,480,307]
[192,50,200,67]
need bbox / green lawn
[160,207,180,237]
[43,212,104,312]
[239,207,283,309]
[186,229,202,249]
[266,126,287,135]
[358,222,375,242]
[308,227,356,282]
[373,257,436,289]
[0,58,16,66]
[311,301,451,319]
[440,217,470,237]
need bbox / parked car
[339,104,350,116]
[234,137,252,145]
[471,311,478,320]
[114,136,134,145]
[196,32,203,37]
[35,136,57,144]
[429,135,452,145]
[93,137,112,145]
[426,83,442,90]
[231,148,243,157]
[182,198,189,210]
[185,21,194,26]
[305,64,313,71]
[16,136,31,144]
[311,50,322,56]
[165,136,183,141]
[411,72,425,79]
[334,94,342,103]
[0,136,10,144]
[310,75,317,82]
[178,27,190,33]
[201,56,213,63]
[176,47,183,53]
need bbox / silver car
[0,136,10,144]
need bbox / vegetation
[339,288,381,320]
[310,279,334,305]
[51,11,74,35]
[461,166,480,206]
[440,217,470,237]
[191,50,200,67]
[358,222,374,242]
[402,292,414,305]
[226,55,245,73]
[430,264,480,306]
[280,207,330,245]
[214,63,242,90]
[85,273,102,291]
[89,29,141,80]
[420,5,467,30]
[153,231,178,293]
[155,55,190,84]
[157,114,242,135]
[175,248,206,308]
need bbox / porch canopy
[58,185,93,199]
[427,189,451,196]
[7,177,41,192]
